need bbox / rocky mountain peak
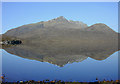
[56,16,66,19]
[51,16,68,22]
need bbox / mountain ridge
[3,16,117,39]
[1,16,119,67]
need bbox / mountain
[3,16,118,42]
[3,16,88,39]
[1,16,119,67]
[86,23,117,34]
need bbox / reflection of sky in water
[2,49,118,82]
[0,50,2,82]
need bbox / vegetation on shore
[1,80,120,84]
[1,75,120,84]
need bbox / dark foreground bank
[1,80,120,84]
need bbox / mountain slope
[2,16,118,49]
[86,23,116,33]
[4,16,88,38]
[3,16,117,44]
[2,16,119,67]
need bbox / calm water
[2,48,118,82]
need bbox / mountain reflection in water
[2,39,118,67]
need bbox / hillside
[2,17,117,45]
[1,16,119,66]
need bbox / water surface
[2,43,118,82]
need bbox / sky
[2,2,118,34]
[1,0,120,2]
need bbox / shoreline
[1,80,120,84]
